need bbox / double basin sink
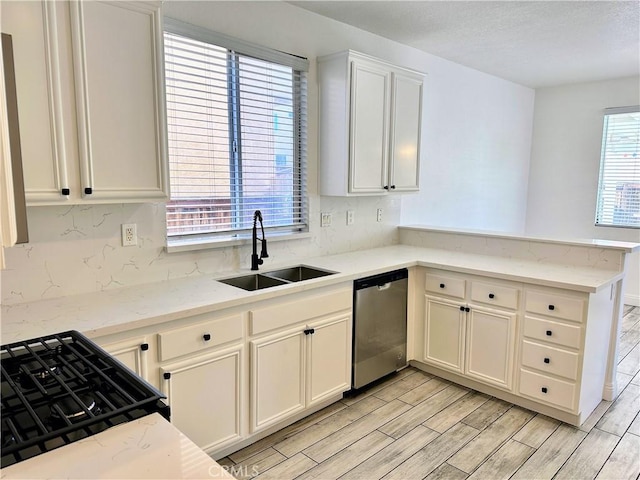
[218,265,336,291]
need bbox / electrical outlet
[121,223,137,246]
[321,212,332,227]
[346,210,354,225]
[377,208,383,222]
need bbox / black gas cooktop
[0,331,169,468]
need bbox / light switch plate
[321,212,332,227]
[376,208,383,222]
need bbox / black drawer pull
[544,357,550,364]
[203,333,211,341]
[440,283,445,288]
[163,372,171,380]
[84,187,93,195]
[61,188,70,196]
[488,293,495,299]
[140,343,149,351]
[546,330,552,336]
[541,387,548,394]
[548,305,555,311]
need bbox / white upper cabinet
[318,50,424,196]
[1,1,168,205]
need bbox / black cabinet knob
[61,188,70,196]
[546,330,552,336]
[140,343,149,351]
[460,306,465,311]
[84,187,93,195]
[548,305,555,311]
[383,185,390,190]
[163,372,171,380]
[543,357,550,364]
[541,387,548,393]
[304,329,312,335]
[440,283,445,288]
[390,185,396,190]
[203,334,211,341]
[465,307,470,312]
[310,328,315,334]
[489,293,495,299]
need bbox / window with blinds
[595,106,640,228]
[163,22,308,241]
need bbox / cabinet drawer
[519,369,577,411]
[158,314,243,362]
[425,272,465,299]
[525,290,585,323]
[523,316,581,349]
[471,281,519,310]
[521,340,579,380]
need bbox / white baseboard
[624,293,640,307]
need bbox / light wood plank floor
[220,306,640,480]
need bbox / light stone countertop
[0,245,626,345]
[0,413,234,479]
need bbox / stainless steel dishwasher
[352,268,408,389]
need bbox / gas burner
[19,358,61,388]
[50,395,99,423]
[1,331,168,468]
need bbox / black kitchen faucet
[251,210,268,270]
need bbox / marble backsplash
[1,195,401,305]
[399,227,626,271]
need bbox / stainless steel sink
[218,274,288,291]
[265,265,335,282]
[218,265,336,291]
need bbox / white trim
[163,17,309,72]
[604,105,640,115]
[624,293,640,307]
[166,230,311,254]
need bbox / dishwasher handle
[354,268,408,290]
[377,283,391,291]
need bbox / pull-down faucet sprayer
[251,210,268,270]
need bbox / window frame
[163,18,310,249]
[595,105,640,230]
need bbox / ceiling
[289,1,640,88]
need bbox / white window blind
[595,106,640,228]
[163,23,308,240]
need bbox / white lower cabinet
[95,285,353,457]
[160,345,243,453]
[465,306,516,390]
[97,335,154,387]
[251,327,306,431]
[423,295,516,390]
[423,296,465,374]
[250,313,351,433]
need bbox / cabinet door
[307,314,351,406]
[423,296,465,373]
[70,1,167,201]
[99,336,151,385]
[1,1,71,203]
[389,73,422,192]
[250,327,306,432]
[160,345,243,453]
[466,306,516,390]
[349,59,390,193]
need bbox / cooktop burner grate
[1,331,169,467]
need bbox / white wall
[400,60,535,232]
[525,76,640,305]
[0,1,536,305]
